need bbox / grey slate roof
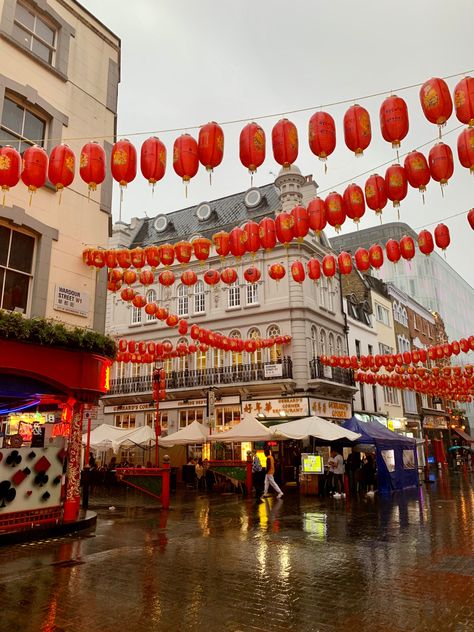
[130,183,281,248]
[330,222,417,254]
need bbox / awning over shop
[453,427,474,443]
[158,420,209,447]
[208,414,272,442]
[269,416,361,442]
[82,424,157,453]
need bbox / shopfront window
[0,223,35,313]
[179,408,204,429]
[146,411,168,435]
[114,414,136,429]
[215,406,241,429]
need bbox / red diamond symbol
[34,456,51,473]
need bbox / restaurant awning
[208,413,272,442]
[158,420,209,447]
[453,427,474,443]
[269,416,361,442]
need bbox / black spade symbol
[28,451,36,460]
[6,451,22,467]
[34,472,49,487]
[0,480,17,507]
[41,491,51,501]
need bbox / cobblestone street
[1,473,473,632]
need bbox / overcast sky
[85,0,474,286]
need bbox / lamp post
[152,363,165,467]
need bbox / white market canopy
[158,420,209,447]
[208,413,273,442]
[269,416,361,442]
[82,423,157,453]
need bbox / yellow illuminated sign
[301,453,324,474]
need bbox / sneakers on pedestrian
[333,492,342,499]
[277,492,284,499]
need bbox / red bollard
[161,463,170,510]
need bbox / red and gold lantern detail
[259,217,277,250]
[434,223,450,250]
[243,221,261,256]
[229,226,247,259]
[145,245,160,268]
[123,269,137,285]
[404,151,430,194]
[212,231,230,259]
[269,263,286,282]
[418,229,434,256]
[0,145,21,195]
[343,184,365,225]
[385,239,401,263]
[104,250,117,269]
[145,302,158,317]
[198,121,224,173]
[139,269,155,286]
[308,111,336,166]
[166,314,179,327]
[291,261,305,284]
[457,127,474,173]
[385,164,407,208]
[338,251,353,275]
[140,136,166,185]
[239,122,266,174]
[429,142,454,186]
[290,205,309,241]
[91,251,106,269]
[116,249,132,269]
[325,192,346,232]
[354,248,370,272]
[120,287,135,302]
[419,77,453,127]
[307,258,321,281]
[111,139,137,187]
[275,212,295,245]
[307,197,327,233]
[322,255,336,278]
[192,237,212,262]
[369,244,384,269]
[400,235,415,260]
[181,270,198,286]
[221,267,238,285]
[468,209,474,230]
[453,76,474,126]
[365,174,387,216]
[343,104,372,155]
[379,95,409,149]
[108,268,123,283]
[173,134,199,183]
[48,144,75,191]
[178,320,188,335]
[21,145,48,192]
[244,266,261,284]
[175,241,192,265]
[130,248,146,269]
[132,294,147,309]
[203,269,220,286]
[80,141,106,191]
[272,118,298,168]
[159,270,175,286]
[159,243,175,267]
[156,307,169,321]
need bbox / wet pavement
[1,472,474,632]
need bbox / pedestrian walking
[263,448,284,499]
[328,448,345,498]
[251,451,265,499]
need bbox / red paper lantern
[272,118,298,168]
[21,145,48,192]
[166,314,179,327]
[181,270,198,286]
[198,121,224,174]
[130,248,146,269]
[132,294,146,309]
[259,217,277,250]
[275,212,295,245]
[385,164,408,208]
[0,145,21,194]
[244,267,261,284]
[453,76,474,126]
[243,221,261,256]
[212,231,230,259]
[192,237,212,262]
[400,235,415,260]
[343,184,365,225]
[118,339,128,353]
[174,241,192,265]
[308,111,336,166]
[368,244,384,268]
[354,248,370,272]
[419,77,453,127]
[121,287,135,302]
[385,239,401,263]
[229,226,247,258]
[144,302,158,317]
[418,229,434,256]
[107,280,122,293]
[307,197,327,233]
[204,269,220,286]
[80,142,106,191]
[290,206,309,241]
[322,254,336,278]
[379,95,409,149]
[343,104,372,155]
[307,258,321,281]
[178,319,188,335]
[404,151,430,195]
[468,209,474,230]
[457,127,474,173]
[337,251,353,275]
[145,245,160,268]
[429,142,454,187]
[364,174,387,216]
[269,263,286,281]
[111,139,137,187]
[116,249,132,269]
[159,270,175,287]
[434,224,451,250]
[139,269,155,286]
[221,267,238,285]
[140,136,166,185]
[109,268,123,283]
[173,134,199,183]
[156,307,169,321]
[291,261,305,283]
[104,250,117,269]
[48,144,75,191]
[325,192,346,232]
[239,122,266,174]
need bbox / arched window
[328,281,335,311]
[177,284,188,317]
[267,324,281,363]
[319,329,327,356]
[213,331,224,368]
[146,289,157,321]
[319,277,327,309]
[228,277,241,308]
[194,280,205,314]
[162,340,173,374]
[401,307,408,327]
[247,327,262,364]
[229,329,242,366]
[311,326,318,359]
[177,337,189,372]
[328,333,335,356]
[336,335,343,356]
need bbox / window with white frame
[336,336,343,356]
[379,342,393,355]
[0,223,35,313]
[131,363,141,378]
[403,390,418,414]
[400,307,408,327]
[196,347,207,370]
[213,343,224,369]
[179,408,203,429]
[328,282,335,312]
[328,333,335,356]
[248,328,262,364]
[114,414,136,429]
[13,2,57,65]
[397,335,411,354]
[311,326,318,359]
[177,337,190,371]
[375,303,390,326]
[320,277,327,308]
[146,411,168,435]
[1,95,47,153]
[194,280,205,314]
[228,279,241,308]
[131,305,142,325]
[267,325,282,362]
[421,394,428,408]
[246,281,258,305]
[383,386,399,406]
[145,289,157,321]
[319,329,327,356]
[177,283,188,317]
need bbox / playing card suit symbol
[41,491,51,501]
[0,480,16,507]
[34,456,51,473]
[6,450,22,467]
[34,472,49,487]
[53,475,62,486]
[28,451,36,460]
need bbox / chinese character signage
[54,285,89,317]
[242,397,309,418]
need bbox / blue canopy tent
[342,417,418,493]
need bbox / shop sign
[53,284,89,317]
[423,416,448,429]
[242,397,309,418]
[264,364,283,378]
[301,453,324,474]
[310,398,352,419]
[104,402,155,414]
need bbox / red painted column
[63,403,84,522]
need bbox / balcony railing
[108,356,293,395]
[309,357,355,387]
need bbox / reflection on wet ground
[1,471,474,631]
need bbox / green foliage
[0,310,117,359]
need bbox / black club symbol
[0,480,17,507]
[34,472,49,487]
[6,451,22,467]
